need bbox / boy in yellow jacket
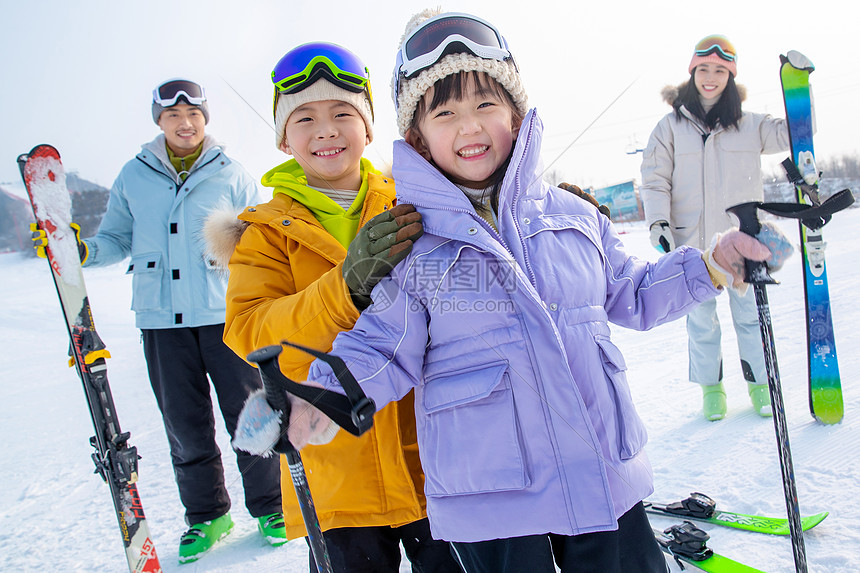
[211,42,460,573]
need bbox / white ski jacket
[640,91,790,250]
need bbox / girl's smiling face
[694,62,731,101]
[408,72,521,189]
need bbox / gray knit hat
[274,79,374,150]
[391,9,528,137]
[151,78,210,125]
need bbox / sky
[2,210,859,572]
[1,0,858,192]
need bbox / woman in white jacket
[640,35,791,421]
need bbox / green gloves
[343,203,424,311]
[30,222,88,263]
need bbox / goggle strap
[399,38,512,79]
[271,77,374,121]
[154,90,206,107]
[695,44,736,62]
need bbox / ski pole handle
[246,346,333,572]
[726,202,777,285]
[247,345,295,454]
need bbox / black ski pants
[450,502,668,573]
[308,518,462,573]
[142,325,281,525]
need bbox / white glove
[233,386,340,455]
[233,389,282,457]
[649,220,675,253]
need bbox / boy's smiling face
[282,100,369,190]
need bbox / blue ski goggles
[152,79,207,107]
[393,12,516,110]
[272,42,373,119]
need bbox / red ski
[18,144,162,573]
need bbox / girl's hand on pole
[705,224,792,291]
[287,388,340,450]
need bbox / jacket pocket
[204,257,228,309]
[126,253,163,312]
[421,361,529,496]
[595,336,648,459]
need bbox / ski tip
[801,511,829,530]
[26,144,61,160]
[782,50,814,72]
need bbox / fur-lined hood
[203,207,250,270]
[660,82,747,106]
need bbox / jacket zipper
[136,150,222,192]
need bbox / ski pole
[247,345,333,573]
[726,202,808,573]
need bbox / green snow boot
[748,383,773,417]
[257,512,288,546]
[701,382,727,421]
[178,512,234,564]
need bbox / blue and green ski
[779,51,843,425]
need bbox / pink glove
[287,393,339,450]
[709,231,773,290]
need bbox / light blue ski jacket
[83,134,262,329]
[308,110,721,542]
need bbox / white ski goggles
[393,13,516,108]
[152,79,207,107]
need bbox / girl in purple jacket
[287,10,790,573]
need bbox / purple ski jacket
[308,109,721,542]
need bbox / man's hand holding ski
[30,221,88,262]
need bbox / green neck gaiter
[262,157,378,248]
[167,143,203,182]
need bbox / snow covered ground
[1,208,858,572]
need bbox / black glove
[30,222,88,262]
[558,182,611,218]
[343,204,423,310]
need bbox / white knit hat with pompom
[391,8,528,137]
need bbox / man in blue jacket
[81,78,284,563]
